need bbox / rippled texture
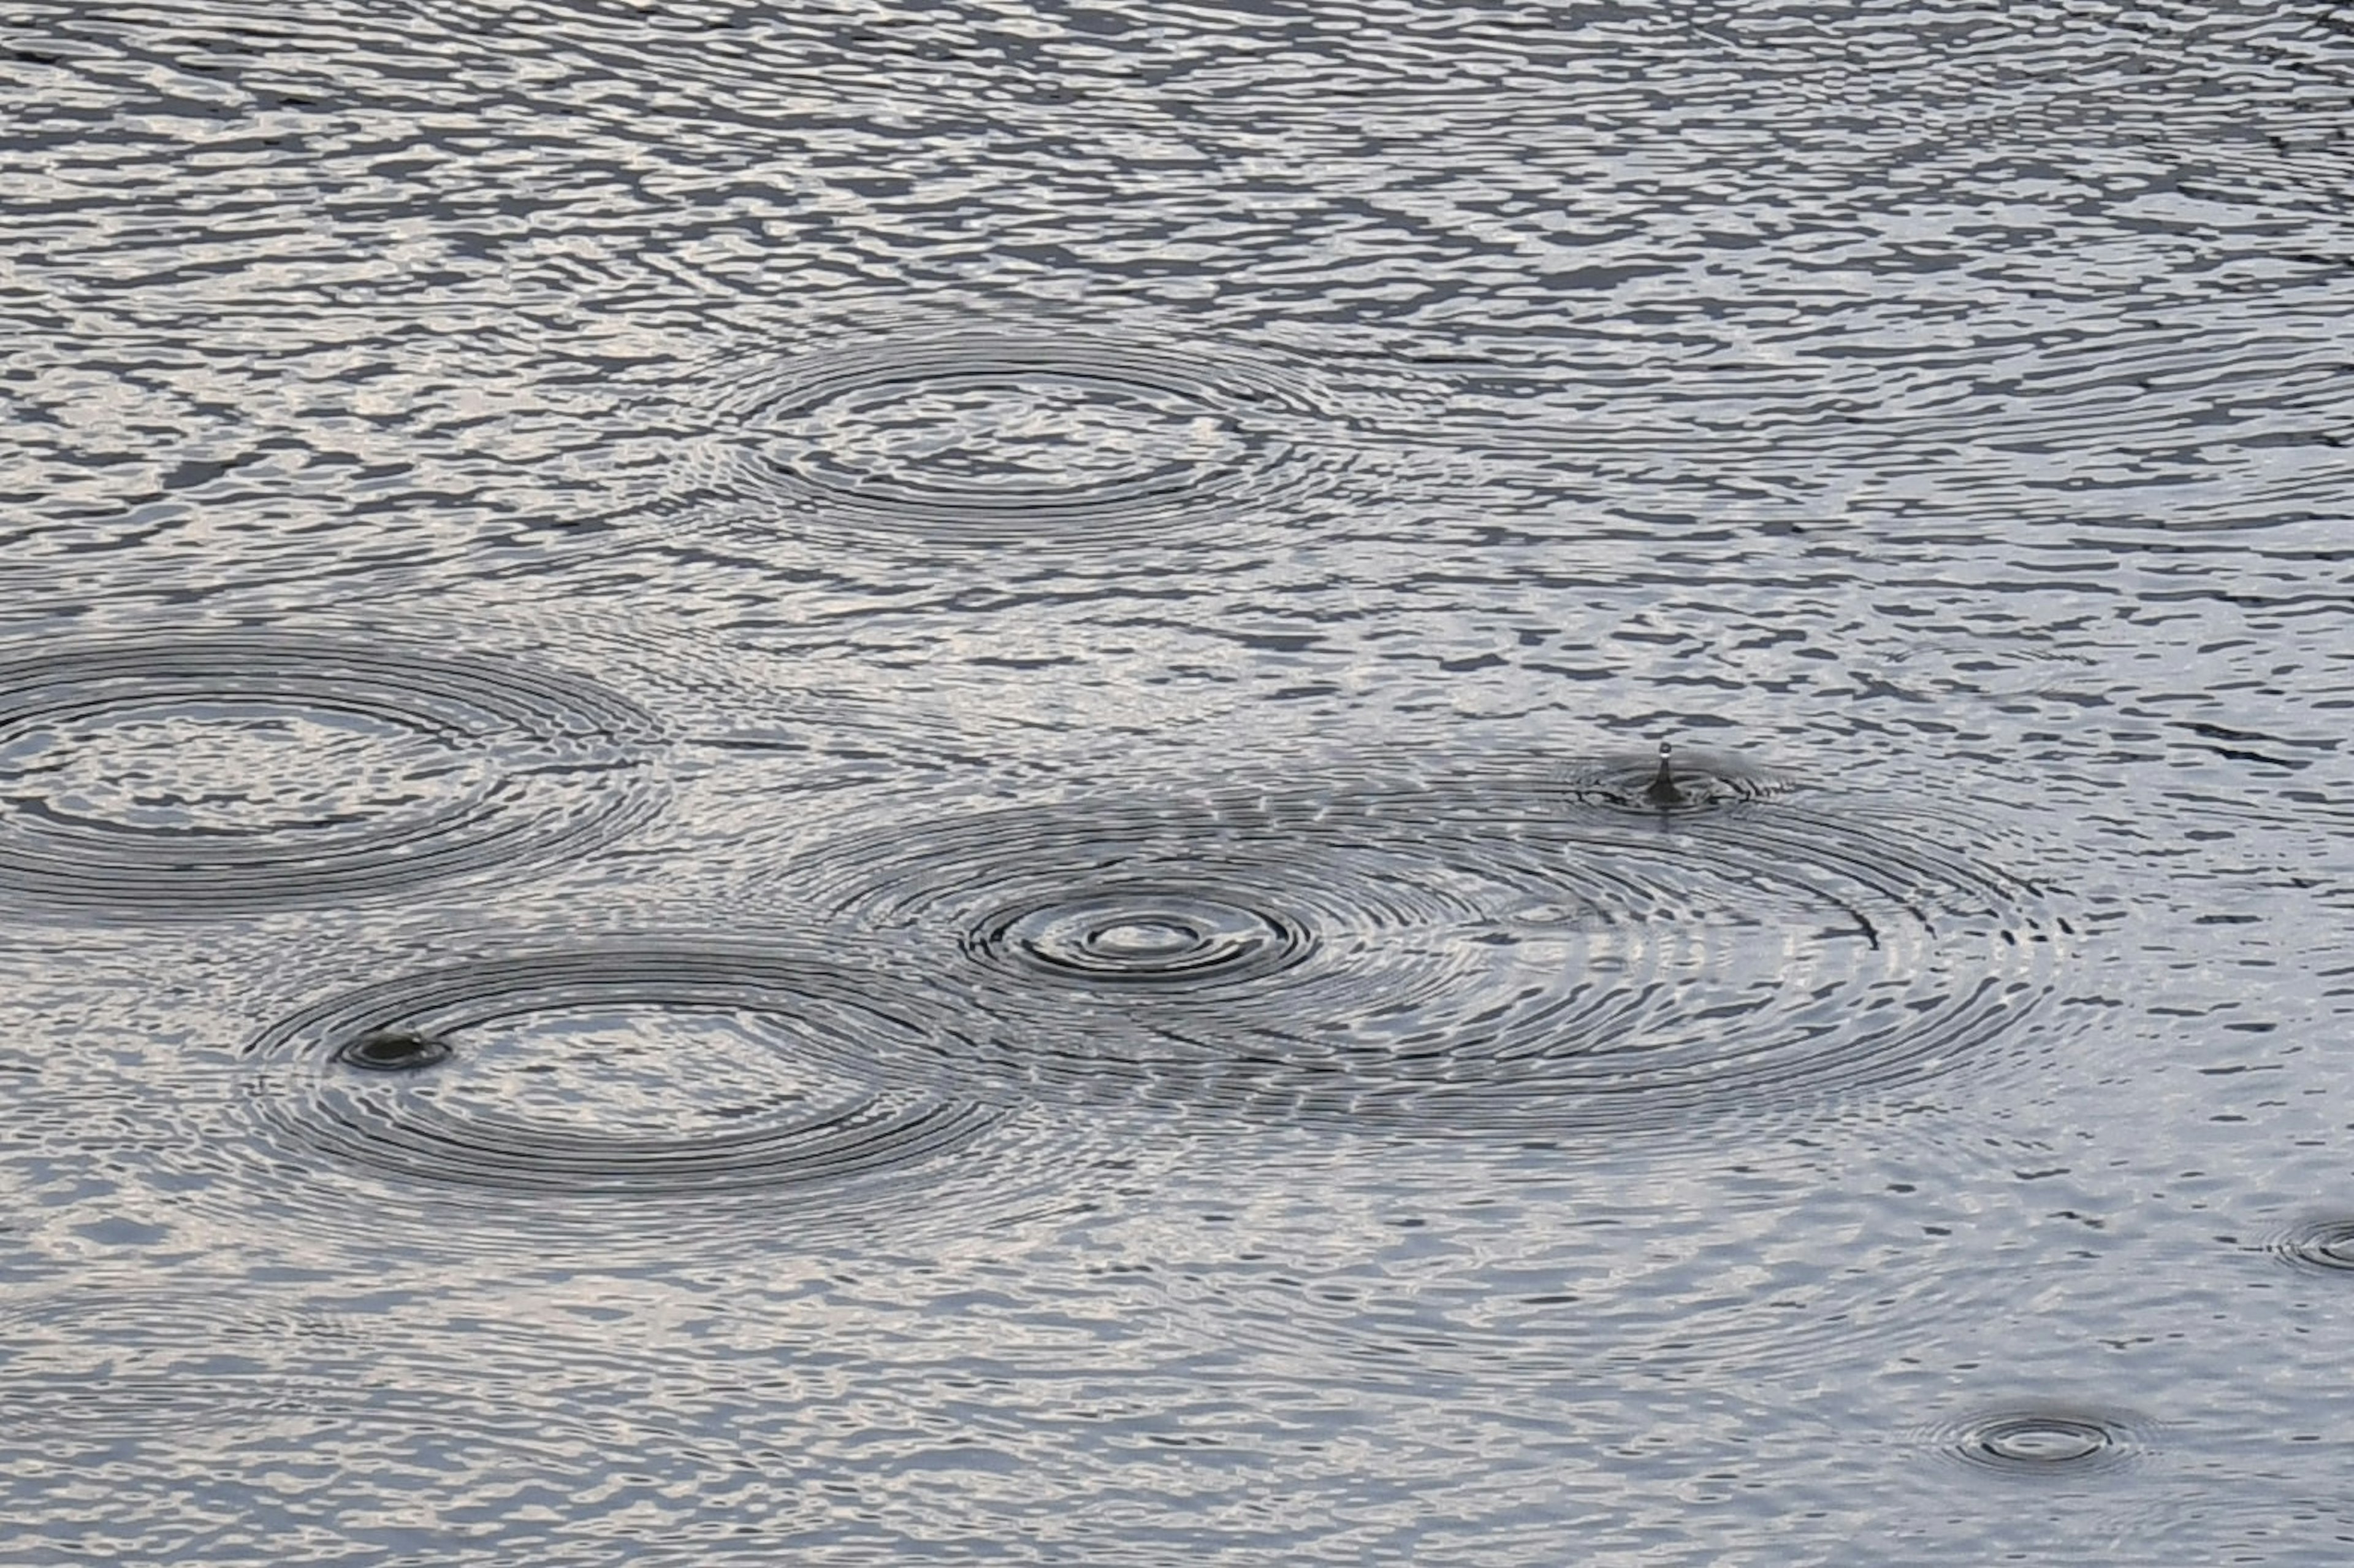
[0,1285,676,1566]
[1556,744,1799,813]
[0,633,663,916]
[5,0,2353,1562]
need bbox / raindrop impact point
[334,1029,454,1073]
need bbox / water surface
[5,1,2354,1562]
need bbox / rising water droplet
[1558,744,1794,815]
[1644,740,1686,807]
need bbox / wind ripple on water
[0,1287,688,1565]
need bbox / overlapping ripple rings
[0,634,663,916]
[781,776,2068,1133]
[677,328,1360,550]
[240,945,999,1202]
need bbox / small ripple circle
[242,943,1000,1200]
[0,633,663,916]
[2269,1217,2354,1273]
[1931,1408,2149,1478]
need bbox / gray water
[4,1,2353,1562]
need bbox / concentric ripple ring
[242,944,999,1198]
[976,887,1316,989]
[1930,1408,2150,1479]
[775,777,2071,1133]
[0,633,664,916]
[2268,1217,2354,1273]
[684,329,1343,549]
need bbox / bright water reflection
[4,0,2354,1562]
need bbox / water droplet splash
[671,327,1368,552]
[1643,741,1686,807]
[1558,744,1796,815]
[977,888,1315,988]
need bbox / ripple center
[983,889,1314,987]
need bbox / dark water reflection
[5,0,2354,1561]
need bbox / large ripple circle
[0,634,663,916]
[681,329,1346,549]
[240,945,1000,1201]
[777,780,2071,1133]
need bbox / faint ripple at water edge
[2263,1217,2354,1274]
[1880,1400,2354,1565]
[663,325,1419,554]
[0,634,665,919]
[769,774,2074,1135]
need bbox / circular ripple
[0,634,663,916]
[2268,1217,2354,1273]
[1931,1408,2150,1479]
[680,329,1349,549]
[978,888,1316,989]
[242,944,1000,1200]
[776,777,2070,1133]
